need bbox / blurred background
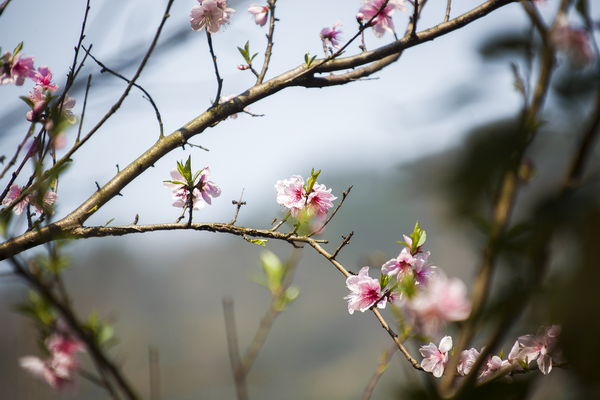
[1,0,599,399]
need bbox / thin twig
[360,344,398,400]
[223,297,249,400]
[257,0,277,84]
[444,0,451,22]
[229,190,246,225]
[331,232,354,260]
[207,32,223,109]
[309,185,353,237]
[76,74,92,143]
[87,52,164,138]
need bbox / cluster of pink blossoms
[345,227,471,338]
[164,166,221,211]
[1,46,76,128]
[2,183,58,216]
[274,174,337,222]
[419,325,563,381]
[190,0,235,33]
[19,332,85,392]
[357,0,407,38]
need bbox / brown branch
[0,0,517,262]
[207,31,224,109]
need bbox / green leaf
[304,52,317,68]
[103,218,114,227]
[380,273,392,289]
[305,168,321,194]
[20,95,34,108]
[276,286,300,311]
[250,53,258,63]
[13,41,23,56]
[260,250,283,291]
[246,238,268,246]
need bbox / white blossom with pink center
[190,0,235,34]
[420,335,453,378]
[457,347,480,376]
[382,247,415,280]
[344,266,386,314]
[164,169,204,210]
[247,4,269,27]
[195,166,221,205]
[358,0,407,38]
[306,183,337,221]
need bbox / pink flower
[194,166,221,204]
[550,17,594,68]
[406,270,471,336]
[248,4,269,27]
[457,347,480,376]
[190,0,235,33]
[275,175,337,221]
[413,252,436,286]
[58,93,77,125]
[344,266,386,314]
[26,85,47,122]
[477,352,512,383]
[19,333,84,392]
[164,168,204,210]
[27,190,58,215]
[0,51,35,86]
[321,21,344,49]
[514,325,561,374]
[28,66,59,92]
[420,335,452,378]
[275,175,306,218]
[306,183,337,221]
[358,0,407,38]
[2,184,27,215]
[382,247,415,280]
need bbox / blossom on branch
[275,172,337,222]
[513,325,562,375]
[344,266,386,314]
[405,270,471,336]
[0,50,34,86]
[26,85,47,122]
[195,166,221,204]
[190,0,235,33]
[28,65,59,92]
[1,184,58,215]
[19,333,85,392]
[477,352,512,383]
[382,247,415,281]
[321,21,344,49]
[457,347,480,376]
[358,0,407,38]
[420,335,452,378]
[164,169,204,210]
[248,4,269,27]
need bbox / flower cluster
[357,0,407,38]
[2,184,58,216]
[190,0,235,33]
[1,43,76,130]
[19,332,85,392]
[164,158,221,211]
[274,170,337,222]
[419,325,563,381]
